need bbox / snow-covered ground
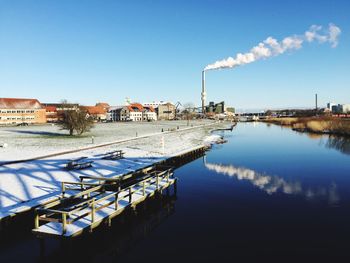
[0,121,225,220]
[0,120,214,162]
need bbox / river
[1,122,350,262]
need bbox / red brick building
[0,98,46,125]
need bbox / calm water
[2,122,350,262]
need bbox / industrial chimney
[201,71,206,114]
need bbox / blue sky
[0,0,349,110]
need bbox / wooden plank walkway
[0,144,207,227]
[32,169,176,238]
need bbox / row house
[128,103,144,121]
[108,103,157,122]
[0,98,46,125]
[107,106,123,121]
[143,105,157,121]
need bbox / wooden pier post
[91,200,95,232]
[34,212,39,229]
[62,214,67,235]
[61,182,65,198]
[91,202,95,223]
[115,192,119,210]
[129,187,132,204]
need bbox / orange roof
[143,105,155,112]
[96,102,110,109]
[127,106,134,112]
[0,98,43,109]
[45,106,57,112]
[128,103,144,112]
[81,106,106,115]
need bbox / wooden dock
[1,144,207,233]
[32,167,177,238]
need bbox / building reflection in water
[203,156,339,205]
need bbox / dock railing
[34,167,174,235]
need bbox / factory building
[205,101,225,114]
[327,102,350,114]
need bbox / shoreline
[261,117,350,137]
[0,121,231,224]
[0,121,222,166]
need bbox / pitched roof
[143,105,155,112]
[45,106,57,112]
[96,102,110,109]
[128,103,144,112]
[81,106,106,115]
[0,98,43,109]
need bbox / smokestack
[201,70,206,114]
[315,93,318,111]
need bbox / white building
[143,106,157,121]
[340,104,350,113]
[328,103,350,114]
[108,106,123,121]
[327,102,337,111]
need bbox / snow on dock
[32,174,176,238]
[0,154,162,222]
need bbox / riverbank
[262,117,350,136]
[0,121,227,223]
[0,120,216,162]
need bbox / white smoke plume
[204,23,341,71]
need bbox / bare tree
[182,102,195,125]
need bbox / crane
[174,101,182,119]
